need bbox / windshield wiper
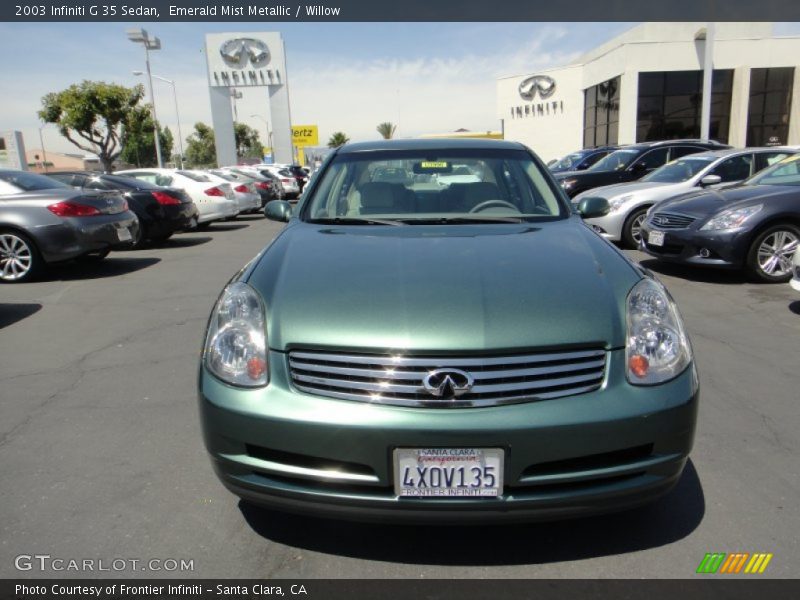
[308,217,406,226]
[405,216,527,224]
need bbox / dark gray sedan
[0,170,139,282]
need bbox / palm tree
[327,132,350,148]
[376,122,397,140]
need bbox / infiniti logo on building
[219,38,270,69]
[518,74,556,100]
[422,369,474,398]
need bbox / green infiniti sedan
[198,139,698,523]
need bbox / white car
[791,247,800,292]
[234,165,300,199]
[200,170,260,215]
[115,168,238,224]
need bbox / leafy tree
[376,122,397,140]
[39,81,143,172]
[327,132,350,148]
[119,106,174,168]
[185,122,217,167]
[234,122,263,159]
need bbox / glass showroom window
[583,77,620,148]
[636,70,733,143]
[747,67,795,147]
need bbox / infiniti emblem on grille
[422,369,474,398]
[653,216,668,226]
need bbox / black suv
[554,139,730,198]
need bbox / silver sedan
[0,170,139,282]
[573,147,797,248]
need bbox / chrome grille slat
[288,349,607,408]
[650,212,696,229]
[289,357,606,381]
[289,348,604,367]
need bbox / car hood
[655,184,796,219]
[247,220,640,352]
[577,181,674,200]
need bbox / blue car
[549,146,619,173]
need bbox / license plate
[117,227,132,242]
[648,231,665,246]
[394,448,503,498]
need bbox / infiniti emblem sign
[219,38,271,69]
[422,369,474,398]
[518,74,556,100]
[653,216,668,226]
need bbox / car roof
[336,138,527,154]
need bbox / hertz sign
[292,125,318,147]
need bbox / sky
[2,21,800,157]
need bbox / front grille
[288,348,607,408]
[649,212,696,229]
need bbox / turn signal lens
[628,355,649,379]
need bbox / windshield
[744,155,800,187]
[642,157,715,183]
[588,149,638,172]
[302,148,567,223]
[0,170,70,193]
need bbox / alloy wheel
[756,230,798,277]
[0,233,34,281]
[630,213,646,244]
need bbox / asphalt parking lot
[1,216,798,579]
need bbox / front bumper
[639,222,750,269]
[199,349,699,523]
[583,211,626,242]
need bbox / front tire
[0,230,41,283]
[746,224,800,283]
[622,207,649,249]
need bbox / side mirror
[264,200,292,222]
[699,174,722,187]
[576,196,610,219]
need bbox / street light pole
[38,124,49,173]
[127,28,164,168]
[250,114,272,160]
[135,72,184,169]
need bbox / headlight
[561,178,577,190]
[626,278,692,385]
[608,194,633,212]
[204,282,268,387]
[700,204,762,231]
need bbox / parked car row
[553,140,800,283]
[0,165,288,283]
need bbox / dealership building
[497,22,800,162]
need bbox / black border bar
[4,0,800,22]
[4,579,800,600]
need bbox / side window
[631,148,669,172]
[46,173,79,187]
[128,172,157,184]
[580,152,607,169]
[670,146,705,160]
[755,152,792,172]
[711,154,753,182]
